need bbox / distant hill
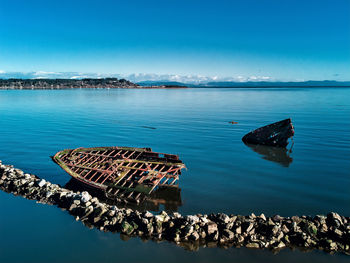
[204,80,350,87]
[138,80,350,87]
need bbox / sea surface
[0,87,349,262]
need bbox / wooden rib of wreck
[242,118,294,147]
[52,146,186,204]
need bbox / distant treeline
[0,78,138,89]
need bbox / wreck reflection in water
[64,178,182,212]
[245,143,293,167]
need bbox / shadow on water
[245,143,293,167]
[64,178,182,212]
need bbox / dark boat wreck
[52,146,186,204]
[242,118,294,147]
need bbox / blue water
[0,87,349,262]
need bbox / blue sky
[0,0,349,81]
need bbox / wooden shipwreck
[52,146,186,204]
[242,118,294,147]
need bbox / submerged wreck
[242,118,294,147]
[52,146,186,204]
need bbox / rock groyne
[0,160,349,254]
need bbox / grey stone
[291,216,301,224]
[81,191,91,203]
[94,205,107,217]
[189,231,199,241]
[222,229,234,240]
[83,205,94,217]
[90,197,99,204]
[246,223,254,233]
[281,224,289,233]
[273,215,284,221]
[276,241,286,249]
[20,179,26,185]
[217,213,230,224]
[109,217,117,225]
[330,242,337,250]
[276,231,284,241]
[307,222,317,236]
[173,212,182,218]
[268,218,275,226]
[246,242,260,249]
[144,211,153,218]
[328,212,343,224]
[121,221,134,235]
[38,179,46,187]
[173,233,181,242]
[69,203,77,211]
[334,228,343,237]
[237,235,244,243]
[186,215,200,224]
[183,225,194,237]
[206,221,218,235]
[259,213,266,221]
[284,235,290,243]
[272,225,280,235]
[199,229,206,239]
[250,213,256,219]
[209,231,219,241]
[108,210,115,217]
[155,211,169,223]
[320,223,328,233]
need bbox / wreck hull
[242,118,294,147]
[52,146,185,203]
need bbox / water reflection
[245,144,293,167]
[64,178,182,212]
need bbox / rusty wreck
[52,146,186,204]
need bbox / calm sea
[0,87,349,262]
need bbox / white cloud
[33,71,62,76]
[0,71,274,83]
[34,71,51,75]
[70,75,90,79]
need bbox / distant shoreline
[0,78,349,89]
[0,85,188,90]
[0,78,188,90]
[2,85,350,90]
[191,85,350,88]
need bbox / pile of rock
[0,160,349,254]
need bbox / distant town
[0,78,187,89]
